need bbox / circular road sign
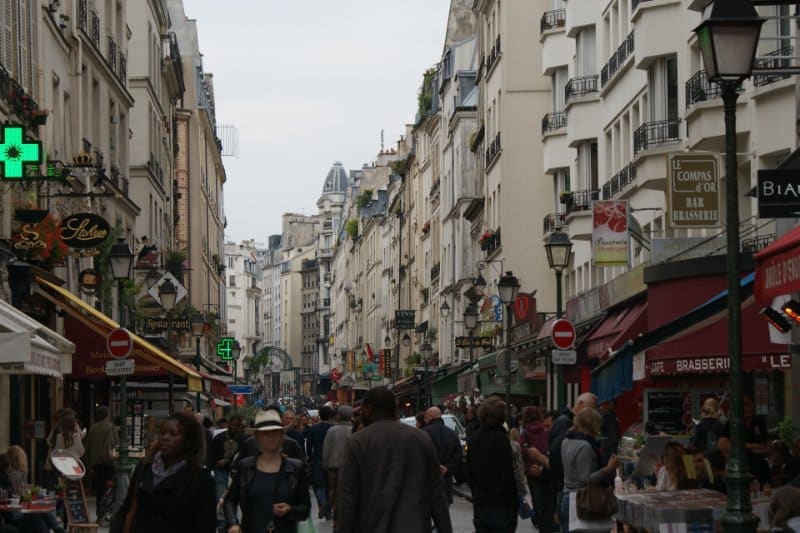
[551,319,576,350]
[107,328,133,359]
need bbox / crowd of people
[2,389,800,532]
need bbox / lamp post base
[721,470,759,533]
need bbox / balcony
[564,190,600,215]
[485,132,502,169]
[485,35,501,75]
[543,213,567,235]
[480,227,501,255]
[78,0,87,32]
[107,36,117,73]
[631,0,654,12]
[163,32,186,95]
[540,9,566,33]
[565,75,598,103]
[317,298,331,309]
[541,112,566,135]
[685,70,721,109]
[317,248,333,258]
[119,53,127,84]
[600,31,634,87]
[90,12,100,49]
[430,177,441,205]
[602,163,637,200]
[753,47,793,87]
[431,263,440,282]
[633,119,680,155]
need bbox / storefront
[0,298,75,483]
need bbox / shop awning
[0,299,74,379]
[590,341,634,403]
[585,300,647,360]
[754,225,800,303]
[34,277,201,391]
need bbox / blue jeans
[310,464,328,518]
[473,504,517,533]
[560,491,571,533]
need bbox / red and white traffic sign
[551,319,576,350]
[106,328,133,359]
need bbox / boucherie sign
[60,213,110,249]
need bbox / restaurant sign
[666,152,720,228]
[648,353,791,376]
[455,336,494,349]
[757,169,800,218]
[142,317,191,333]
[60,213,110,249]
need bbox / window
[229,275,236,286]
[576,27,597,76]
[228,256,234,268]
[648,55,678,122]
[552,67,568,111]
[577,142,598,191]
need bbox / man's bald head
[424,406,442,424]
[573,392,598,414]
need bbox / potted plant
[421,221,431,235]
[31,109,49,126]
[479,230,495,251]
[559,191,573,205]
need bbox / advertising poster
[592,200,629,266]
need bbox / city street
[90,493,541,533]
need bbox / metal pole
[505,303,512,422]
[556,269,566,409]
[719,82,757,533]
[195,337,201,412]
[114,282,129,512]
[469,327,474,363]
[424,357,429,409]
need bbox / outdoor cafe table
[0,501,57,514]
[615,489,771,532]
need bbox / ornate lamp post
[420,339,433,409]
[190,312,205,411]
[694,2,764,531]
[463,303,479,363]
[497,271,520,421]
[544,230,573,409]
[108,237,134,512]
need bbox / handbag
[575,485,618,521]
[518,496,534,520]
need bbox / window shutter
[17,0,28,90]
[27,0,36,95]
[1,0,13,74]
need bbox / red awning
[647,294,789,375]
[754,225,800,303]
[199,371,233,401]
[585,301,648,359]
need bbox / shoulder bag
[575,485,618,521]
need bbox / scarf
[564,430,608,470]
[151,452,187,487]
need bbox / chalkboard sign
[644,389,692,435]
[64,479,89,525]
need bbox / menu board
[64,479,89,524]
[644,389,692,434]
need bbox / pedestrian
[600,400,620,458]
[306,405,335,520]
[421,406,463,505]
[211,415,248,498]
[55,410,85,459]
[559,407,618,533]
[223,410,310,533]
[690,397,723,452]
[519,406,555,532]
[322,405,352,529]
[110,412,216,533]
[549,392,597,530]
[84,406,118,522]
[463,405,480,442]
[467,395,518,533]
[337,387,452,533]
[5,446,64,533]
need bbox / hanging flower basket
[479,231,495,250]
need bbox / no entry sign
[106,328,133,359]
[551,319,576,350]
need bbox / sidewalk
[453,482,473,502]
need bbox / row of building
[0,0,234,468]
[234,0,798,429]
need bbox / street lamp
[544,230,573,409]
[158,279,178,311]
[402,333,411,347]
[190,312,205,412]
[439,300,450,319]
[473,273,487,290]
[108,237,134,513]
[463,303,479,363]
[694,2,763,531]
[384,335,391,348]
[497,271,520,420]
[144,268,161,290]
[420,339,433,409]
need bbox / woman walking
[224,409,310,533]
[110,412,216,533]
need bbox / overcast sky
[183,1,452,245]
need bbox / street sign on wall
[757,169,800,218]
[394,310,415,330]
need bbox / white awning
[0,299,75,379]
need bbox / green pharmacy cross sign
[0,124,42,180]
[216,337,235,361]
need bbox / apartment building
[540,0,796,422]
[224,240,264,379]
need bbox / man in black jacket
[467,396,518,532]
[422,407,463,504]
[306,405,335,519]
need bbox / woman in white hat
[224,408,310,533]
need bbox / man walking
[307,405,335,520]
[337,388,452,533]
[322,405,352,529]
[467,396,518,532]
[422,406,463,505]
[84,406,117,522]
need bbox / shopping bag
[297,518,317,533]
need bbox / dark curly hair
[162,412,205,468]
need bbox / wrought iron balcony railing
[602,162,637,199]
[107,37,117,73]
[601,31,634,87]
[633,119,680,155]
[543,212,567,234]
[485,132,502,168]
[91,11,100,48]
[753,46,793,87]
[486,35,501,73]
[78,0,87,32]
[565,75,599,103]
[564,190,600,214]
[685,70,721,109]
[542,111,567,135]
[540,9,566,33]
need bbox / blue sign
[228,385,254,395]
[490,295,503,322]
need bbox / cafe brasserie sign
[60,213,110,249]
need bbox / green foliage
[390,157,408,177]
[355,189,373,209]
[95,225,121,316]
[427,326,437,341]
[237,404,260,424]
[164,249,187,280]
[778,417,793,445]
[417,67,437,118]
[345,219,359,239]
